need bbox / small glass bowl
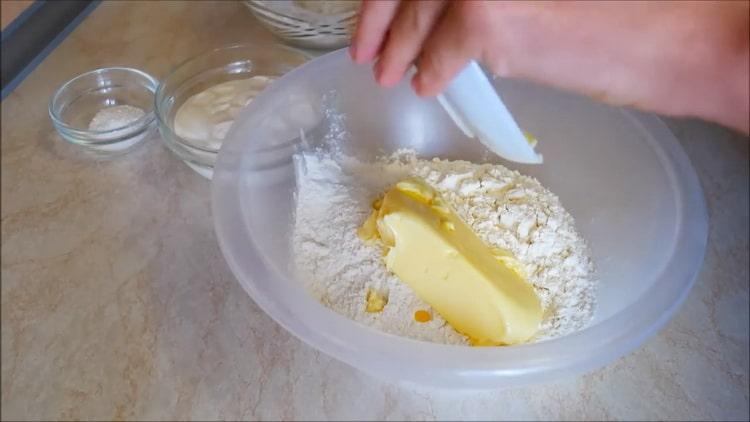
[155,43,309,179]
[49,67,158,154]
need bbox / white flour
[88,104,147,151]
[292,150,597,344]
[89,104,144,131]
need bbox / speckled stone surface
[2,2,748,420]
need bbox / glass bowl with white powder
[49,67,158,154]
[155,43,309,178]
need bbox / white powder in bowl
[87,104,148,151]
[89,104,145,131]
[292,150,598,345]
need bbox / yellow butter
[365,288,388,313]
[359,179,542,345]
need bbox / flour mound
[292,150,597,344]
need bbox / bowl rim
[48,67,158,137]
[212,49,709,388]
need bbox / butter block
[360,179,542,345]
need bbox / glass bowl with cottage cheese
[212,49,708,388]
[155,43,309,178]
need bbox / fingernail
[356,44,379,64]
[413,73,429,96]
[374,60,384,84]
[415,74,439,97]
[411,75,421,94]
[418,70,434,85]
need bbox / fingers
[352,0,484,96]
[374,0,447,87]
[412,3,482,97]
[351,0,401,64]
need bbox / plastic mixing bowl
[212,49,708,389]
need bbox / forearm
[492,2,750,133]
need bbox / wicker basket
[244,0,359,50]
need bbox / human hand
[350,1,749,133]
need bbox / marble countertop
[2,2,748,420]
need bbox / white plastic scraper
[437,61,543,164]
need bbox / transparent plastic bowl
[212,50,708,389]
